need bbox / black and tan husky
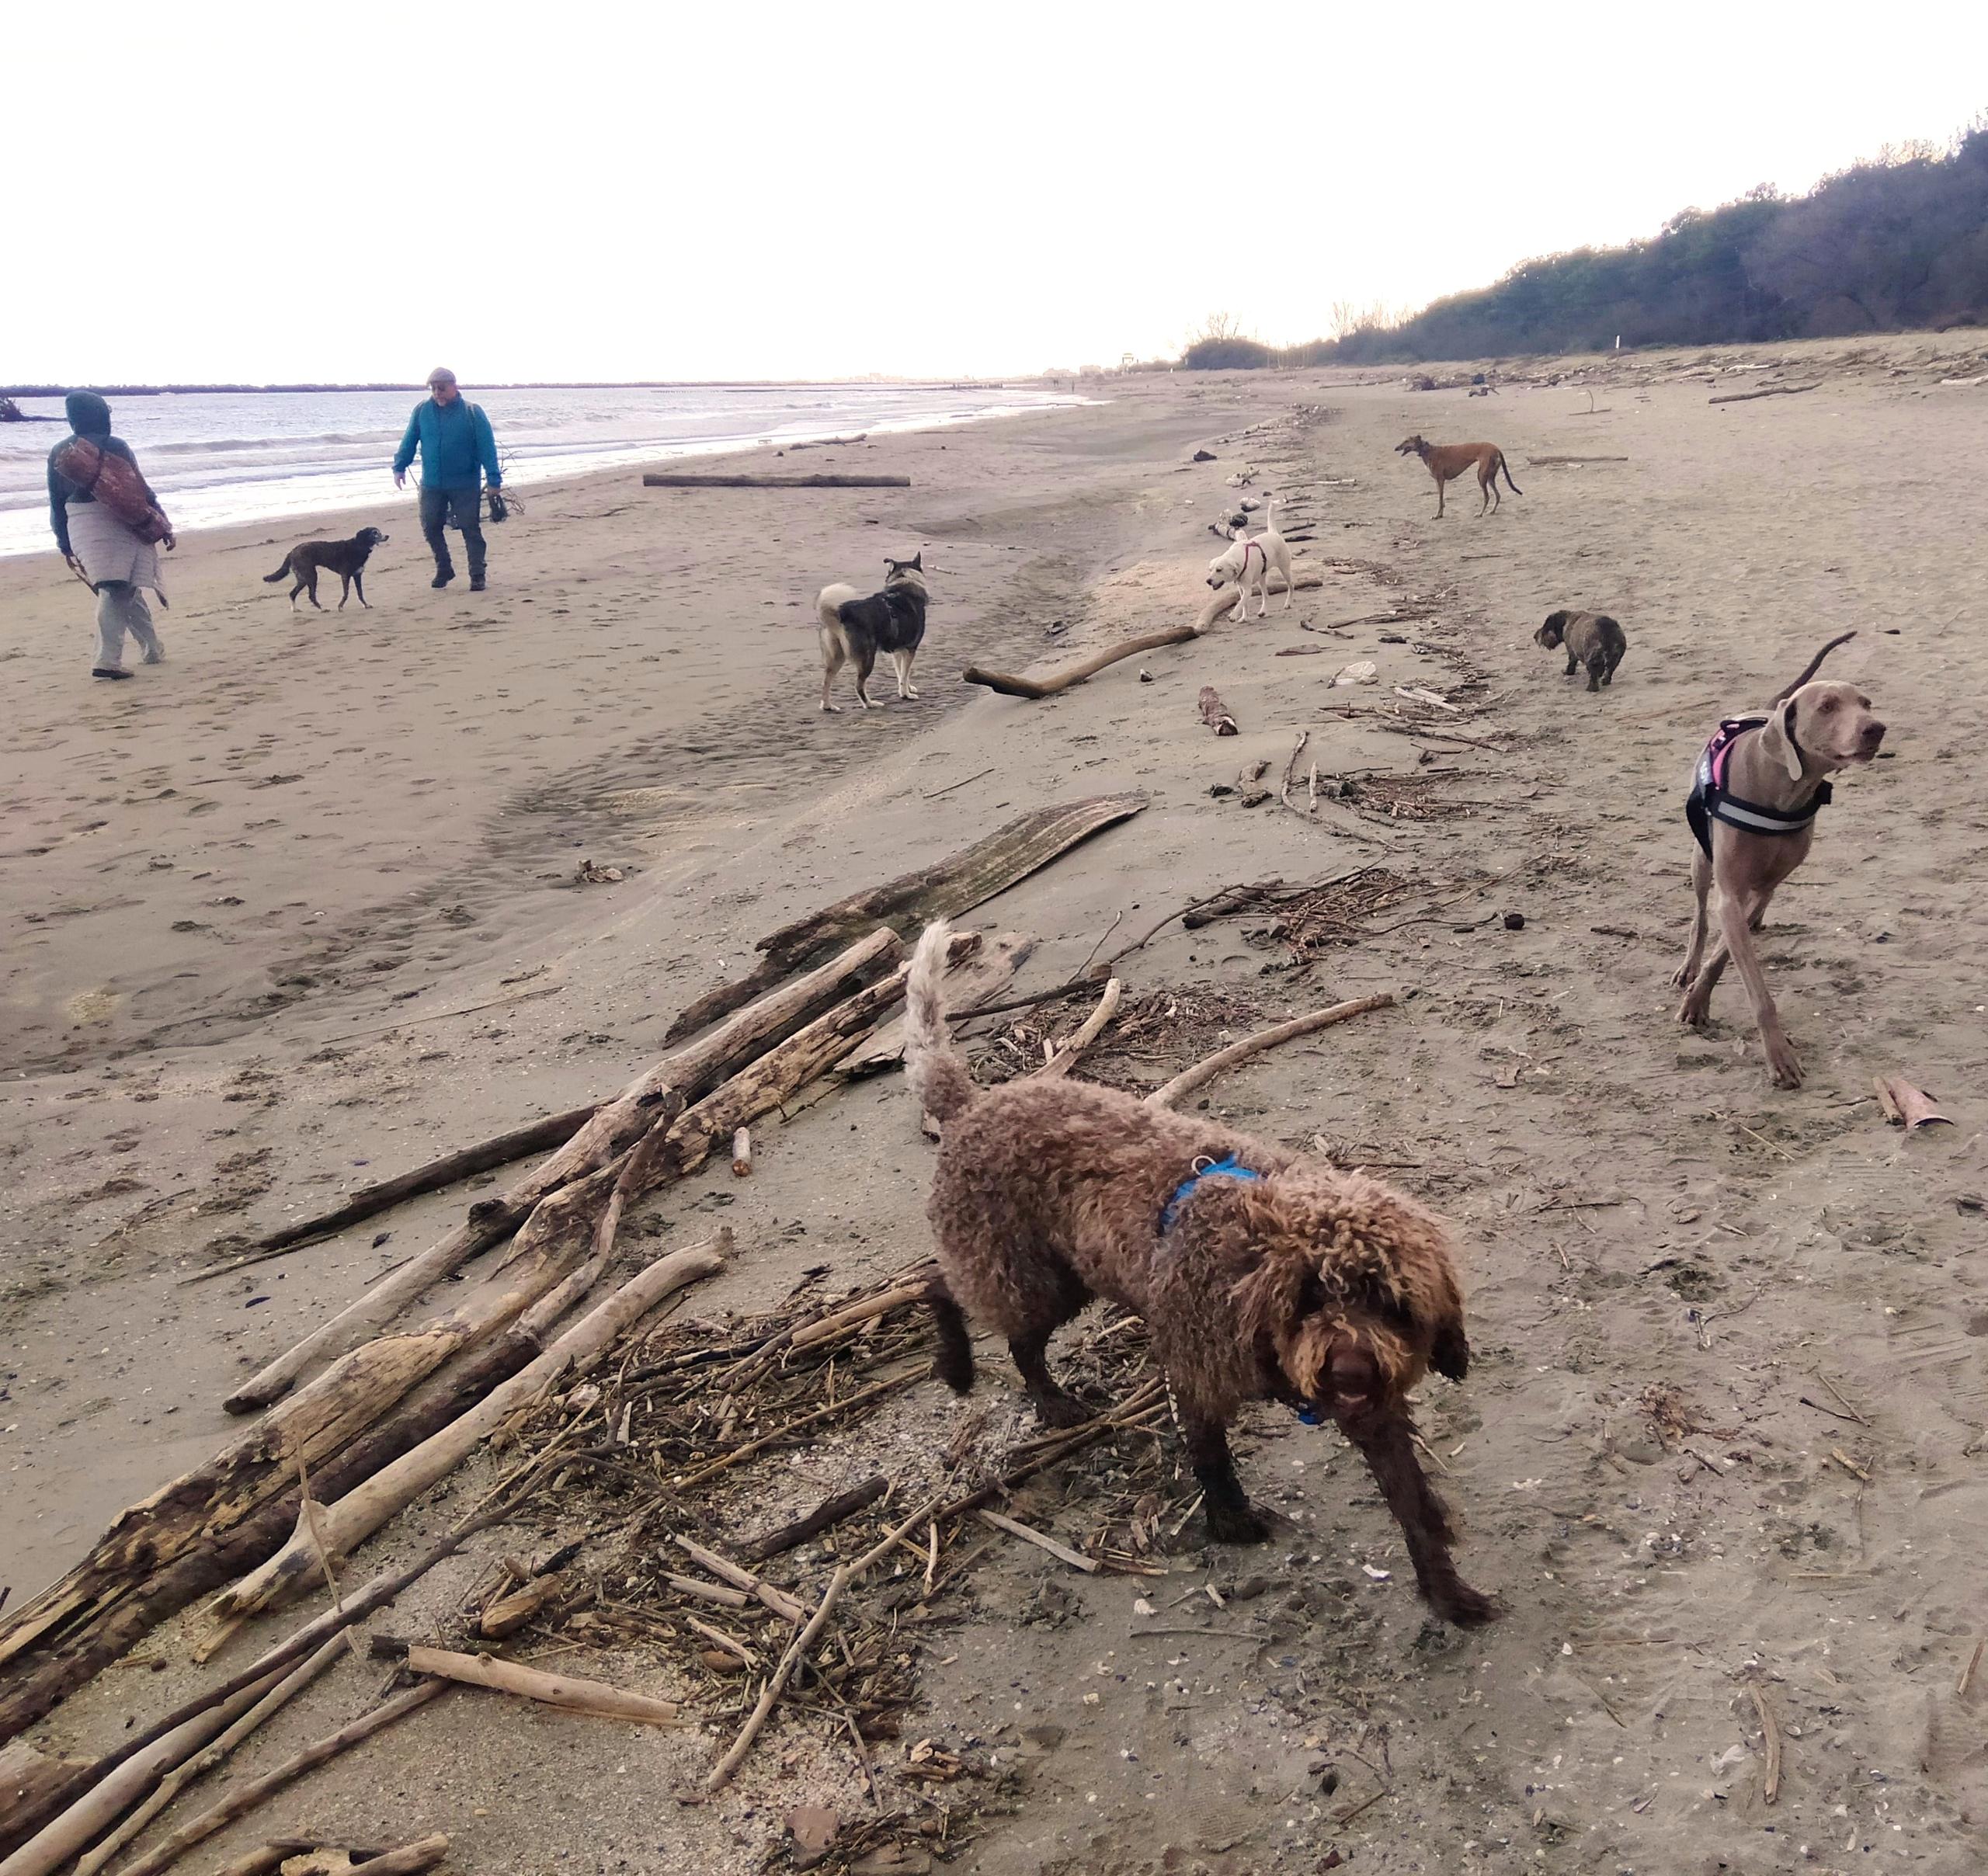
[814,553,929,712]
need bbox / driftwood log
[112,1682,448,1876]
[964,626,1201,700]
[1,944,915,1740]
[0,1669,286,1876]
[664,797,1145,1041]
[190,1104,597,1283]
[1708,382,1821,405]
[231,926,903,1413]
[1145,995,1397,1109]
[398,1645,682,1726]
[0,1746,94,1860]
[642,472,909,488]
[0,1228,602,1749]
[0,1339,534,1756]
[203,1237,730,1628]
[1198,686,1238,735]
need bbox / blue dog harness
[1159,1154,1261,1234]
[1157,1155,1329,1427]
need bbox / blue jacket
[393,396,501,489]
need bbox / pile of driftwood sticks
[0,789,1404,1874]
[0,797,1150,1869]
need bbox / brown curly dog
[903,923,1494,1626]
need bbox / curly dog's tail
[903,920,977,1126]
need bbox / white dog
[1205,497,1293,618]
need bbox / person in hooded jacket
[47,391,169,679]
[391,367,502,591]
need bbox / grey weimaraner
[1673,633,1885,1089]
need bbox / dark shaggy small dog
[1534,609,1627,691]
[902,922,1494,1625]
[814,553,929,712]
[263,526,389,610]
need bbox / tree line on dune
[1183,117,1988,368]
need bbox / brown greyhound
[1673,632,1885,1089]
[1395,436,1523,518]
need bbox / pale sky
[7,2,1983,384]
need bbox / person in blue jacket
[391,367,502,591]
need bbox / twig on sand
[1958,1638,1984,1698]
[1811,1373,1871,1426]
[923,766,995,801]
[1336,1782,1393,1826]
[1279,731,1311,819]
[1037,978,1122,1079]
[1830,1447,1871,1482]
[976,1509,1100,1574]
[1145,995,1397,1110]
[672,1537,808,1624]
[1748,1684,1783,1803]
[705,1496,940,1791]
[742,1478,890,1564]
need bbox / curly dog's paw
[1030,1391,1094,1430]
[1431,1579,1500,1628]
[1204,1503,1270,1546]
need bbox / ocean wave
[148,432,387,455]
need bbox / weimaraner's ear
[1759,695,1806,782]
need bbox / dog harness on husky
[1159,1155,1261,1235]
[1239,539,1265,578]
[1685,715,1831,859]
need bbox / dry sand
[4,335,1986,1873]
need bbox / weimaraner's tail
[1774,631,1858,702]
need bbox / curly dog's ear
[1230,1239,1309,1348]
[1430,1314,1471,1381]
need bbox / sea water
[0,381,1087,558]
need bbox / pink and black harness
[1685,716,1831,858]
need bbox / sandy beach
[5,336,1986,1874]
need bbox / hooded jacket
[391,395,502,490]
[47,392,155,557]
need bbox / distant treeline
[1184,118,1988,368]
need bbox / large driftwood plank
[665,796,1145,1042]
